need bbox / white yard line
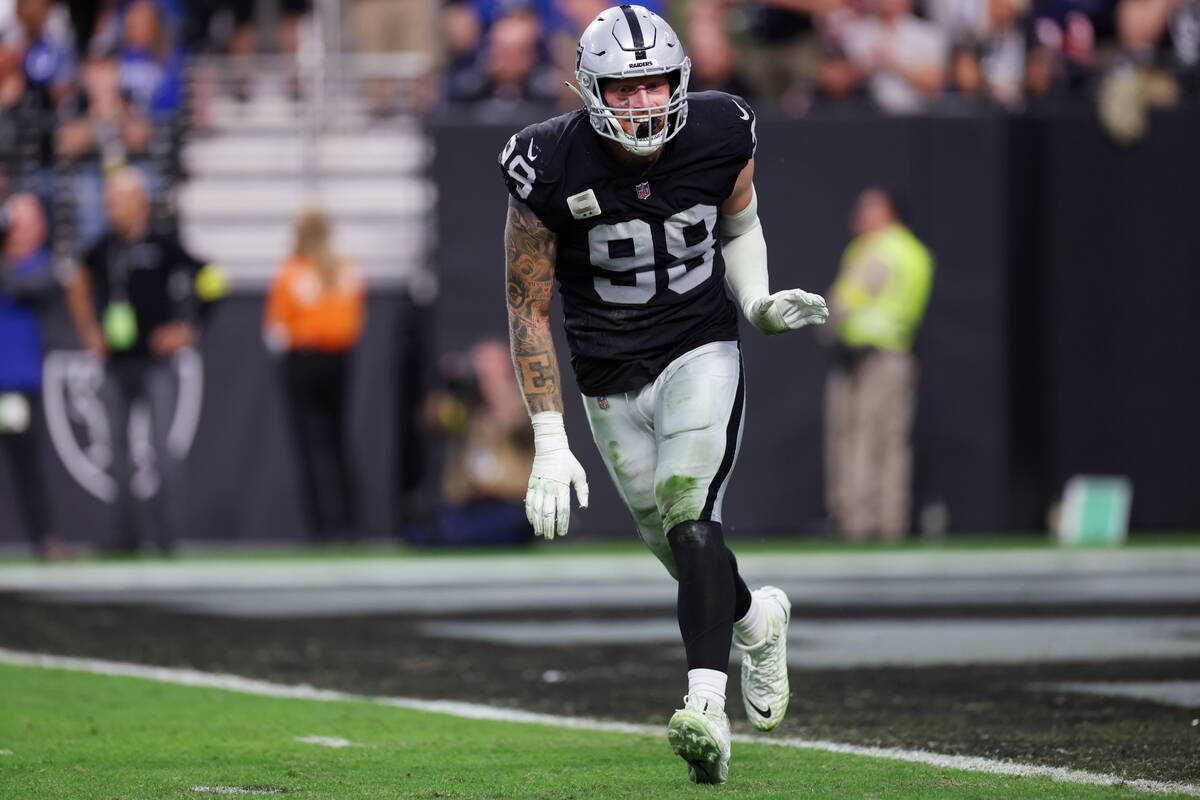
[294,736,366,748]
[1,647,1197,797]
[191,787,284,795]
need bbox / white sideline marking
[294,735,363,748]
[2,648,1197,798]
[0,749,12,755]
[191,787,284,795]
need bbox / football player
[500,4,828,784]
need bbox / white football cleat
[666,694,731,784]
[735,586,792,731]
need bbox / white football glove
[527,412,589,540]
[745,289,829,335]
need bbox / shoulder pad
[690,91,757,161]
[498,112,578,205]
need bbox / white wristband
[531,411,569,452]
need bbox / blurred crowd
[3,0,1195,198]
[0,0,185,257]
[436,0,1200,120]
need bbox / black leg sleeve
[728,547,752,621]
[667,520,737,672]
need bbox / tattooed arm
[504,195,588,539]
[505,195,563,415]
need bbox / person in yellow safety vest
[823,187,933,541]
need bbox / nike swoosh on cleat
[747,700,771,718]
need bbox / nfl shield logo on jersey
[635,182,651,200]
[598,396,609,410]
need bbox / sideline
[1,647,1196,798]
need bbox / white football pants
[582,340,745,577]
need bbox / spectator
[1117,0,1200,83]
[114,0,184,121]
[719,0,831,109]
[0,0,68,208]
[3,0,76,109]
[1024,39,1069,104]
[1031,0,1113,93]
[348,0,437,116]
[823,188,932,541]
[1110,0,1197,120]
[841,0,948,113]
[934,39,996,110]
[808,40,874,110]
[183,0,309,102]
[0,192,61,558]
[180,0,255,104]
[441,0,486,102]
[55,56,153,248]
[411,339,535,547]
[688,5,758,98]
[264,209,366,543]
[980,0,1030,108]
[443,7,558,112]
[64,167,214,554]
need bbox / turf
[0,664,1192,799]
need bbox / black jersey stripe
[701,347,745,521]
[620,5,645,49]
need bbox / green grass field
[0,664,1193,800]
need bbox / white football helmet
[572,4,691,156]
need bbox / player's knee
[666,520,726,558]
[655,474,705,532]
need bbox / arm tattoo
[505,196,563,414]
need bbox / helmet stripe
[619,5,645,49]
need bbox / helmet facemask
[573,61,691,156]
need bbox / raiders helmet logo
[41,349,204,502]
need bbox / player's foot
[666,694,731,784]
[735,586,792,731]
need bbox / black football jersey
[500,91,757,396]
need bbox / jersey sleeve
[686,92,758,202]
[497,120,563,223]
[164,236,206,276]
[723,94,758,164]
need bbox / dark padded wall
[0,293,415,545]
[1040,110,1200,526]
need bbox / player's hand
[745,289,829,335]
[527,412,589,540]
[149,321,197,358]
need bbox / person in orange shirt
[264,209,366,542]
